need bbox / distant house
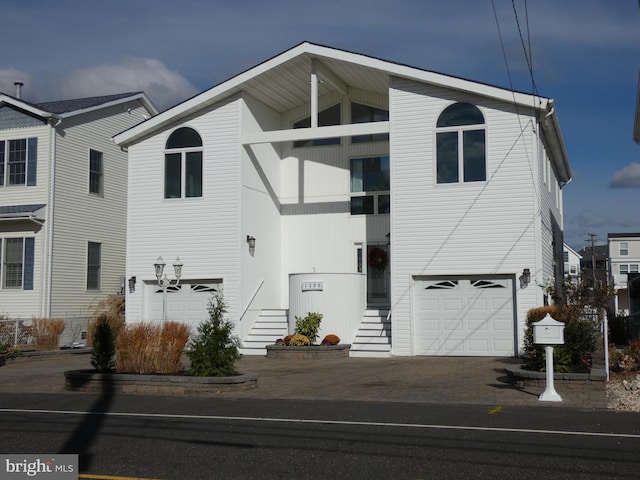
[608,233,640,316]
[563,243,582,284]
[579,244,609,287]
[0,88,157,323]
[114,42,571,357]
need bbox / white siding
[389,77,540,355]
[240,94,284,339]
[126,98,242,329]
[0,123,50,317]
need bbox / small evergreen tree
[90,313,116,372]
[186,293,240,376]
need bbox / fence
[0,316,91,348]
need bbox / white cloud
[53,58,199,111]
[611,163,640,188]
[0,68,33,98]
[1,58,198,111]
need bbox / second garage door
[415,276,515,356]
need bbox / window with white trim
[0,138,37,187]
[620,242,629,256]
[164,127,203,199]
[87,242,101,290]
[1,237,34,289]
[293,104,341,147]
[436,102,486,184]
[350,156,390,215]
[89,149,103,194]
[620,264,639,274]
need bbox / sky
[1,0,638,251]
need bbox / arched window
[164,127,203,199]
[436,102,486,184]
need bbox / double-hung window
[436,102,486,184]
[87,242,101,290]
[1,237,34,289]
[620,242,629,256]
[350,156,390,215]
[0,138,37,187]
[164,127,203,199]
[89,149,103,194]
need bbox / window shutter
[27,137,37,186]
[23,237,34,290]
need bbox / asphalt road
[0,392,638,480]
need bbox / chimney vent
[14,81,24,99]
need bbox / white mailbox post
[533,313,565,402]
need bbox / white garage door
[415,276,514,356]
[148,281,221,326]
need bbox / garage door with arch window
[147,281,221,326]
[414,276,515,356]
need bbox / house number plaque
[301,281,324,292]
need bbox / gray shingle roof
[34,92,141,114]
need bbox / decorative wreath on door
[367,247,388,270]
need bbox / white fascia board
[115,44,313,147]
[539,100,572,183]
[61,92,159,119]
[0,95,56,119]
[242,121,389,145]
[303,43,545,110]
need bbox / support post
[539,345,562,402]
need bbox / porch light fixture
[247,235,256,255]
[128,276,137,293]
[520,268,531,288]
[153,256,183,323]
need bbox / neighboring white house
[563,243,582,284]
[608,233,640,315]
[0,88,157,323]
[114,42,571,357]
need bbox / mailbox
[533,313,564,345]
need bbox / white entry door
[414,276,515,356]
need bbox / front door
[360,244,390,307]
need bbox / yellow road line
[488,406,503,414]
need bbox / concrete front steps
[349,309,391,358]
[240,309,288,355]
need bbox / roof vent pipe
[14,81,23,99]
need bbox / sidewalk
[0,351,608,409]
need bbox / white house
[563,243,582,284]
[114,42,571,357]
[0,88,157,323]
[608,233,640,316]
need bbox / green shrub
[90,314,116,372]
[186,293,240,377]
[523,305,596,372]
[294,312,322,345]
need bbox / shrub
[294,312,322,345]
[523,305,596,372]
[321,334,340,346]
[611,339,640,373]
[289,334,310,346]
[283,335,294,346]
[186,293,240,377]
[116,321,190,374]
[0,341,20,359]
[32,318,65,351]
[90,313,116,372]
[88,295,125,347]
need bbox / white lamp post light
[153,256,183,323]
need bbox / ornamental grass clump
[294,312,322,345]
[186,293,241,377]
[116,321,190,374]
[32,317,65,351]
